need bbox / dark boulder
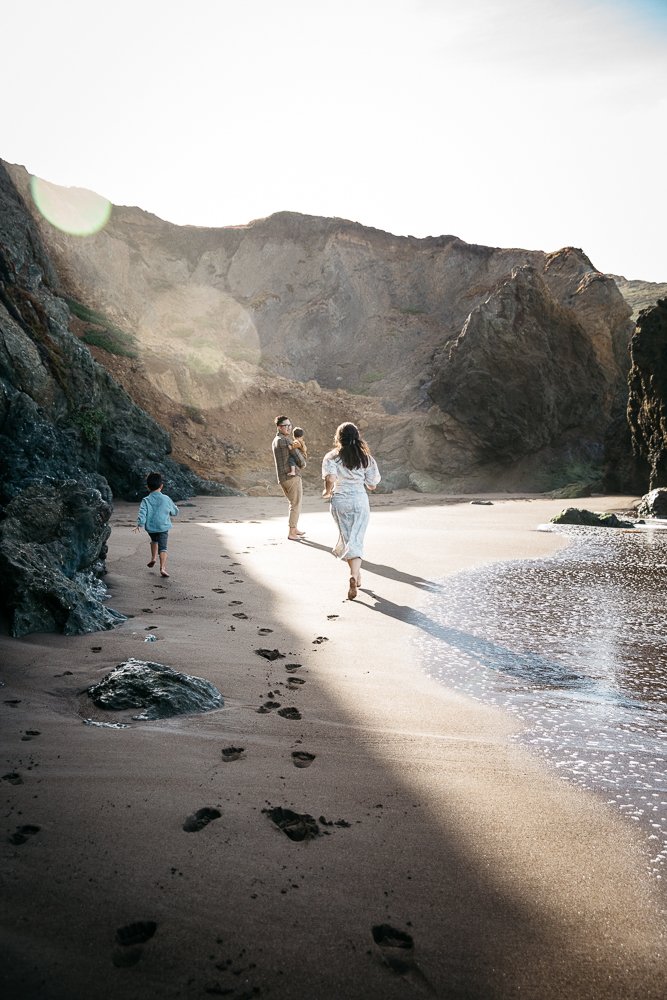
[636,488,667,518]
[0,478,125,636]
[87,658,224,720]
[550,507,634,528]
[626,299,667,491]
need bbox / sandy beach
[1,493,666,1000]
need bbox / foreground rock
[0,479,126,637]
[87,658,224,720]
[550,507,634,528]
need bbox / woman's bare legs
[346,557,361,584]
[346,557,361,598]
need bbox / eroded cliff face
[5,161,635,493]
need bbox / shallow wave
[414,523,667,882]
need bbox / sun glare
[29,176,112,236]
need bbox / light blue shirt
[137,491,179,533]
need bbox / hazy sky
[3,0,667,280]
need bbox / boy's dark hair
[146,472,163,491]
[293,427,304,438]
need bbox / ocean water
[414,523,667,882]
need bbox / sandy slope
[1,493,665,1000]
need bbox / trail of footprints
[4,544,408,992]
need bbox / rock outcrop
[0,478,124,637]
[549,508,634,528]
[5,162,635,494]
[637,488,667,518]
[626,298,667,490]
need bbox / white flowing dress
[322,450,381,560]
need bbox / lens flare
[137,284,261,408]
[29,176,112,236]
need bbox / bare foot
[160,570,170,578]
[348,577,358,600]
[147,560,156,568]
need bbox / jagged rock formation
[5,161,635,494]
[0,162,235,636]
[627,299,667,490]
[0,478,125,637]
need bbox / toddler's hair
[146,472,163,491]
[293,427,304,438]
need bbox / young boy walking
[133,472,179,578]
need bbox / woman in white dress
[321,422,381,600]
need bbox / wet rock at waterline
[87,658,224,720]
[637,488,667,518]
[550,507,634,528]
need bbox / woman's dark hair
[334,422,370,470]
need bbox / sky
[3,0,667,280]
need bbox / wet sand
[1,493,666,1000]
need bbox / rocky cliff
[0,162,234,636]
[626,299,667,490]
[5,162,635,494]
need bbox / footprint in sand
[112,921,157,967]
[262,806,320,841]
[221,747,245,762]
[182,807,222,832]
[327,614,339,620]
[21,731,41,741]
[232,612,249,619]
[211,588,226,594]
[287,677,305,688]
[371,924,433,990]
[9,824,41,844]
[257,701,281,713]
[229,600,243,606]
[255,648,285,661]
[312,636,329,644]
[257,627,273,636]
[277,707,301,721]
[291,751,316,768]
[2,772,23,785]
[116,921,157,947]
[285,663,302,673]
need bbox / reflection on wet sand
[414,524,667,882]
